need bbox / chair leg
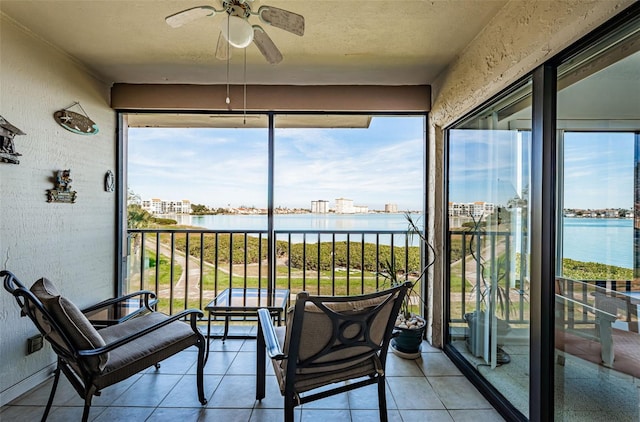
[377,376,388,422]
[41,365,61,422]
[81,403,90,422]
[196,337,207,405]
[284,395,295,422]
[256,319,266,401]
[81,391,93,422]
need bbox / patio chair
[1,270,207,422]
[256,282,411,422]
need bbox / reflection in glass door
[447,80,532,418]
[556,130,639,421]
[554,14,640,420]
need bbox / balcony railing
[449,229,635,328]
[449,229,529,327]
[127,228,634,330]
[125,228,424,318]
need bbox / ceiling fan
[165,0,305,64]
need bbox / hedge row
[172,233,423,273]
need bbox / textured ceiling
[0,0,508,86]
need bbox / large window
[121,113,427,313]
[127,116,269,227]
[274,115,425,226]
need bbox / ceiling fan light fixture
[221,15,254,48]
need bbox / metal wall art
[105,170,115,192]
[0,115,25,164]
[53,102,99,136]
[47,169,77,203]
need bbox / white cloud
[128,118,425,210]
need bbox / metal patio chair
[256,282,410,422]
[2,270,208,422]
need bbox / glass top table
[204,288,290,359]
[84,297,159,328]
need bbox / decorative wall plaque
[105,170,115,192]
[0,115,25,164]
[53,102,99,136]
[47,169,77,203]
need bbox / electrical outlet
[27,334,43,354]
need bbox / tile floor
[1,338,505,422]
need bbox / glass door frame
[442,75,537,422]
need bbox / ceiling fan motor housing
[223,0,252,18]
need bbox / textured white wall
[426,0,635,346]
[0,16,115,402]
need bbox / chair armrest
[257,308,286,360]
[81,290,157,314]
[78,308,203,357]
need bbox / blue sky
[448,129,531,206]
[130,119,633,211]
[563,132,633,209]
[128,116,425,211]
[448,130,634,209]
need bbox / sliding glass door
[447,81,532,418]
[554,16,640,420]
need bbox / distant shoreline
[563,215,632,219]
[162,210,413,217]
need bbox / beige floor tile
[428,376,493,409]
[1,336,503,422]
[399,409,455,422]
[449,409,506,421]
[387,377,446,410]
[110,373,183,407]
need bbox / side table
[204,288,289,361]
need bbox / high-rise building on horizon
[310,200,329,213]
[335,198,354,214]
[385,203,398,213]
[141,198,191,215]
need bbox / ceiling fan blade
[215,31,231,61]
[165,6,216,28]
[258,6,304,36]
[253,26,283,64]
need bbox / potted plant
[463,210,526,365]
[379,213,435,359]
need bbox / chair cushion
[30,278,108,372]
[280,292,394,380]
[98,312,197,380]
[287,295,391,357]
[304,297,386,313]
[271,324,379,394]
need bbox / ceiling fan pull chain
[226,13,231,107]
[243,48,247,124]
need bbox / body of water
[179,212,415,231]
[562,217,633,269]
[174,213,421,246]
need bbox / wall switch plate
[27,334,43,354]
